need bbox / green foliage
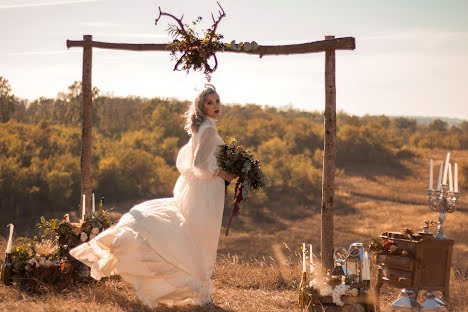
[1,79,468,222]
[36,216,60,238]
[0,76,16,123]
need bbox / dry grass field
[1,149,467,311]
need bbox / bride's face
[203,93,221,119]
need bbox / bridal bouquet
[217,137,270,235]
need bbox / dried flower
[72,226,82,236]
[91,227,100,235]
[80,232,88,242]
[35,239,59,258]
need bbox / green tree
[0,77,16,122]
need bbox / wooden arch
[66,35,356,270]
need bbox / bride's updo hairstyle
[184,85,218,135]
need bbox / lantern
[391,289,421,312]
[346,242,365,284]
[421,291,448,312]
[331,259,347,278]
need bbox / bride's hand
[217,170,236,182]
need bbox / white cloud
[0,0,103,9]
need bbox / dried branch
[210,2,226,36]
[211,53,219,72]
[154,3,227,81]
[155,7,190,41]
[173,53,186,71]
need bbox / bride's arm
[193,127,227,180]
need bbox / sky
[1,0,467,119]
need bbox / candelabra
[427,184,460,239]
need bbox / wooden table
[373,232,453,311]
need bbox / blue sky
[1,0,467,119]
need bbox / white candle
[82,194,86,220]
[448,163,453,192]
[455,163,458,192]
[309,244,313,273]
[362,251,371,281]
[5,223,14,254]
[92,193,95,215]
[443,152,450,185]
[437,162,443,191]
[302,243,306,273]
[429,158,433,190]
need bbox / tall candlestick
[92,193,95,214]
[437,162,443,191]
[5,224,14,254]
[429,158,433,190]
[443,152,450,185]
[448,163,453,192]
[455,163,458,192]
[82,194,86,221]
[309,244,313,273]
[302,243,306,273]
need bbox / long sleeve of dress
[192,126,220,180]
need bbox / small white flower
[332,284,350,306]
[91,227,100,235]
[80,232,88,242]
[346,288,359,296]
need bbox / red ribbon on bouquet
[225,178,244,236]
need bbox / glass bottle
[1,253,13,286]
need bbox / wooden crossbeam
[66,36,355,55]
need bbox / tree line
[1,77,467,223]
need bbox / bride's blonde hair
[184,86,218,135]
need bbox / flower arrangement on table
[367,228,417,257]
[217,137,270,235]
[1,209,114,292]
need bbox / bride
[69,86,236,307]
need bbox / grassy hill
[1,149,467,311]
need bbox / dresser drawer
[380,267,412,287]
[376,254,414,272]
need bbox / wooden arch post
[68,36,354,268]
[322,35,337,270]
[81,34,93,217]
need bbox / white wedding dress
[69,117,225,307]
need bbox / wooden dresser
[373,232,453,311]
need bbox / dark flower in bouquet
[217,137,270,235]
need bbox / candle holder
[427,184,460,240]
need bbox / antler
[173,53,187,72]
[209,2,226,41]
[155,7,190,41]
